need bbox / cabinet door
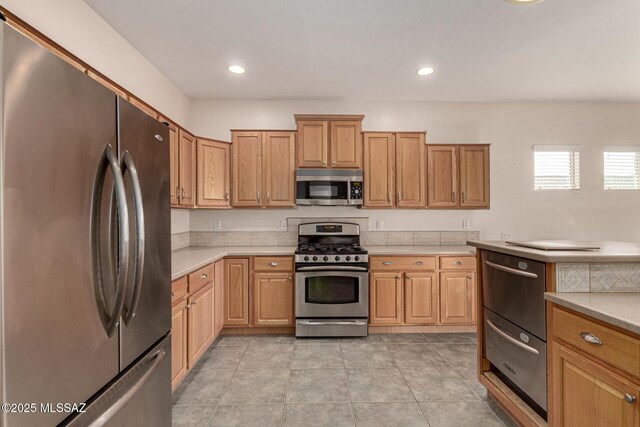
[231,132,262,207]
[197,138,231,208]
[224,259,249,325]
[369,272,404,325]
[363,133,395,207]
[263,132,296,207]
[439,272,475,324]
[214,260,225,335]
[297,120,328,168]
[330,120,362,168]
[160,119,180,207]
[178,129,197,207]
[552,343,640,427]
[404,273,438,325]
[171,300,188,391]
[395,133,426,207]
[253,272,294,327]
[187,282,214,368]
[427,146,458,208]
[460,145,489,208]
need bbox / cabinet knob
[332,161,336,165]
[225,191,230,202]
[453,261,463,265]
[192,300,197,306]
[624,394,637,404]
[415,261,424,265]
[269,262,279,267]
[396,275,402,279]
[201,273,207,279]
[383,261,393,265]
[288,276,292,280]
[462,192,466,203]
[580,332,603,346]
[467,275,472,280]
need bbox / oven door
[295,268,368,318]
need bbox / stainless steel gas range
[294,222,369,337]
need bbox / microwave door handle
[347,180,351,205]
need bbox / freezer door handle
[87,348,166,427]
[90,144,130,337]
[122,151,145,325]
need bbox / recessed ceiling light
[416,67,435,76]
[228,65,246,74]
[506,0,543,4]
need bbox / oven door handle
[486,319,540,355]
[297,266,368,272]
[485,260,538,279]
[298,320,367,326]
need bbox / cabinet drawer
[369,256,436,271]
[439,256,476,270]
[188,263,214,293]
[552,306,640,376]
[171,277,188,305]
[254,256,293,272]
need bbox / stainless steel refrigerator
[0,22,171,426]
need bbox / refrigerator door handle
[90,144,130,337]
[121,151,145,325]
[87,348,166,427]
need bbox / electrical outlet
[501,232,511,241]
[214,220,222,230]
[280,220,287,230]
[463,219,471,230]
[376,220,384,230]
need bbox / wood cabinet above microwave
[295,115,364,169]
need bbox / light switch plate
[501,232,511,240]
[214,220,222,230]
[463,219,471,230]
[376,220,384,230]
[280,220,287,230]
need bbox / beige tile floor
[172,333,517,426]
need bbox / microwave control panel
[350,181,363,200]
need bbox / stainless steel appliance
[295,222,369,336]
[295,169,363,206]
[481,250,547,417]
[0,24,171,426]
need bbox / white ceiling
[85,0,640,102]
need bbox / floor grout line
[339,343,357,427]
[391,341,433,427]
[280,336,295,427]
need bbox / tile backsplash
[173,216,479,249]
[556,262,640,292]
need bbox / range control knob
[346,256,351,261]
[323,256,329,261]
[335,256,341,261]
[355,256,360,261]
[312,256,318,261]
[304,256,309,261]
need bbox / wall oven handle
[298,320,367,326]
[486,319,540,355]
[485,260,538,279]
[297,266,369,272]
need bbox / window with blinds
[604,148,640,190]
[533,145,581,190]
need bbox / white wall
[171,209,190,234]
[190,99,640,243]
[2,0,190,126]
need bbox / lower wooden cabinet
[171,299,188,391]
[439,271,475,324]
[552,342,640,427]
[187,282,214,368]
[369,272,404,325]
[214,260,225,335]
[253,272,294,326]
[404,273,438,324]
[224,259,250,325]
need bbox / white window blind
[533,145,581,190]
[604,147,640,190]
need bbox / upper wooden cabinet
[459,145,490,208]
[178,129,197,208]
[295,115,363,169]
[427,144,490,209]
[159,118,180,207]
[231,131,295,208]
[363,132,426,208]
[197,138,231,208]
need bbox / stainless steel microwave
[295,169,363,206]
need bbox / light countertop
[172,245,475,280]
[545,292,640,336]
[468,240,640,263]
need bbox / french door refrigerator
[0,22,171,426]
